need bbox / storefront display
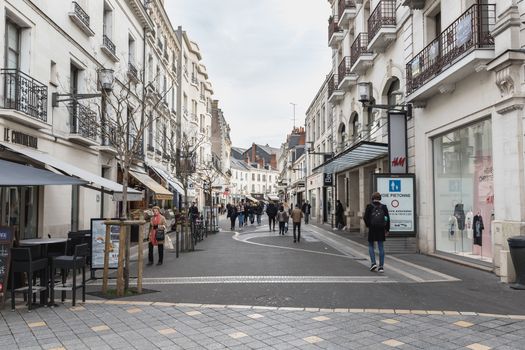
[0,186,38,240]
[433,119,493,262]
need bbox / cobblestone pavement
[1,301,525,350]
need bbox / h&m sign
[323,173,333,187]
[387,112,407,174]
[3,128,38,149]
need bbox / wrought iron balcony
[69,1,94,36]
[337,56,357,89]
[100,122,117,150]
[367,0,396,51]
[328,15,344,48]
[327,74,344,103]
[128,62,138,80]
[350,33,374,74]
[69,103,98,143]
[102,35,118,61]
[406,4,496,97]
[1,69,48,124]
[191,73,198,85]
[338,0,357,28]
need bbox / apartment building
[0,0,226,240]
[278,127,306,206]
[307,0,524,281]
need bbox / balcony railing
[72,1,90,28]
[102,34,116,56]
[351,33,373,66]
[128,62,138,78]
[406,4,495,94]
[338,0,356,18]
[338,57,352,80]
[157,39,163,51]
[191,73,198,84]
[328,15,342,41]
[163,50,169,62]
[70,103,98,141]
[1,69,48,122]
[368,0,396,43]
[101,122,116,148]
[327,74,339,97]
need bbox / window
[269,175,272,181]
[252,174,255,181]
[103,2,113,38]
[49,60,58,86]
[262,175,266,181]
[128,35,135,64]
[257,174,260,181]
[5,20,21,69]
[252,184,255,192]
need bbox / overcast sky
[166,0,331,149]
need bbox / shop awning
[1,143,143,201]
[0,159,88,186]
[266,194,280,201]
[149,165,184,193]
[129,170,173,200]
[245,195,258,202]
[313,141,388,174]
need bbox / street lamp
[357,81,412,118]
[52,68,115,107]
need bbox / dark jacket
[266,203,278,217]
[363,202,390,242]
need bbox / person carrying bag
[148,206,167,266]
[363,192,390,273]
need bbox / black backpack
[370,204,386,228]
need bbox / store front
[433,118,493,263]
[0,186,38,240]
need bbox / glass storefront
[0,186,39,240]
[433,119,493,262]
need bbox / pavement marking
[381,319,400,325]
[303,336,323,344]
[466,344,492,350]
[27,321,46,328]
[454,320,474,328]
[69,306,86,311]
[307,225,461,283]
[158,328,177,335]
[88,275,392,285]
[247,313,264,319]
[126,308,143,314]
[229,331,248,339]
[312,316,330,321]
[186,310,202,316]
[48,348,65,350]
[91,325,110,332]
[382,339,405,347]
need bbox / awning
[313,141,388,174]
[0,159,88,186]
[266,194,280,201]
[149,165,184,193]
[245,195,258,202]
[129,170,173,200]
[1,143,143,201]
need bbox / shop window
[1,186,38,240]
[433,119,493,263]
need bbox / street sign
[373,174,416,236]
[323,173,333,187]
[91,219,121,270]
[388,111,408,174]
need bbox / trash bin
[508,236,525,290]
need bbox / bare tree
[195,157,223,233]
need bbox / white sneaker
[370,264,377,272]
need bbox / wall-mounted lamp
[52,68,115,107]
[357,81,412,119]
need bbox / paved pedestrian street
[4,218,525,349]
[2,301,525,350]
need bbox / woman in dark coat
[363,192,390,273]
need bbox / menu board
[0,227,14,305]
[90,219,121,269]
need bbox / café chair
[51,243,88,306]
[10,247,49,312]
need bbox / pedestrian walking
[244,202,249,226]
[363,192,390,273]
[256,202,263,225]
[291,203,304,243]
[238,201,245,228]
[227,203,237,230]
[335,200,345,230]
[277,206,289,235]
[148,206,167,266]
[266,201,278,232]
[302,201,311,224]
[248,204,255,224]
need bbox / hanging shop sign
[373,174,416,236]
[388,111,408,174]
[323,173,333,187]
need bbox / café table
[19,238,68,306]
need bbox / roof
[231,158,251,171]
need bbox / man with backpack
[266,201,278,232]
[363,192,390,273]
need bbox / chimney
[270,154,277,170]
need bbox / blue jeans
[238,213,244,227]
[368,241,384,266]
